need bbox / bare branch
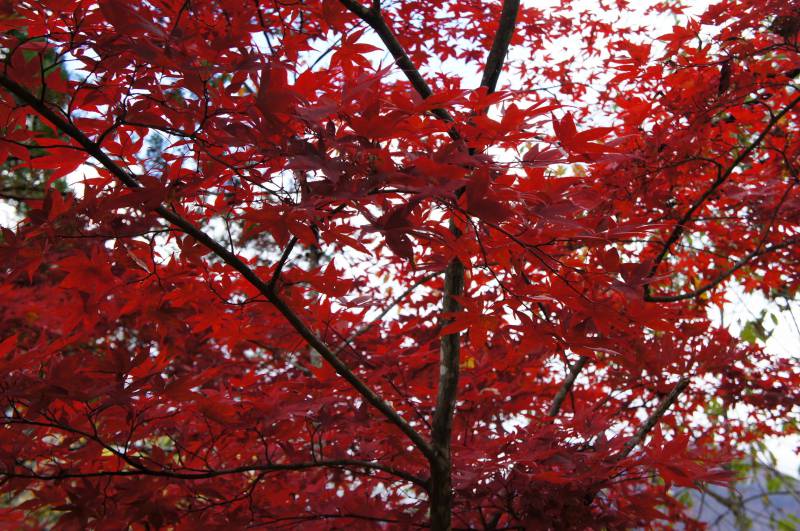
[432,254,465,452]
[338,0,370,18]
[269,236,298,290]
[428,241,465,529]
[338,0,455,125]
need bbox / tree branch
[338,0,455,125]
[434,2,521,527]
[428,242,464,529]
[0,72,437,464]
[479,0,521,92]
[548,355,589,417]
[335,271,439,354]
[618,377,690,459]
[269,235,297,290]
[645,94,800,294]
[2,457,427,489]
[645,235,800,302]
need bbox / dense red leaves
[0,0,799,528]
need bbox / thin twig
[2,437,425,489]
[334,271,439,354]
[645,235,800,302]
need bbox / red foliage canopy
[0,0,799,528]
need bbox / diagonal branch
[645,235,800,302]
[585,377,690,504]
[479,0,521,93]
[334,271,439,355]
[618,377,690,459]
[269,235,297,290]
[0,73,436,464]
[645,94,800,295]
[548,355,589,417]
[338,0,454,124]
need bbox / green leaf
[740,321,758,344]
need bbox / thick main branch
[338,0,454,125]
[0,73,436,464]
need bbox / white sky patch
[711,285,800,477]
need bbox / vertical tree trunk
[430,251,465,530]
[334,3,520,528]
[306,243,323,368]
[429,457,454,530]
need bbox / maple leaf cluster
[0,0,799,528]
